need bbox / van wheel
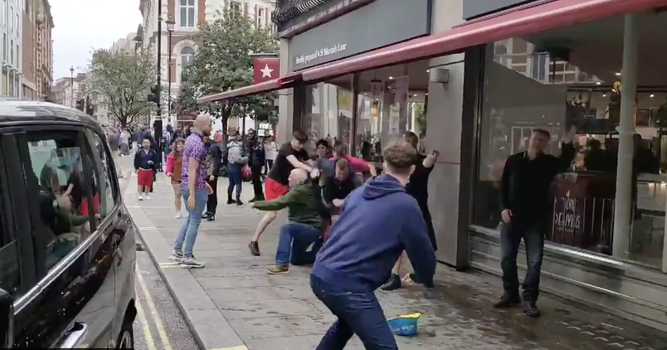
[117,322,134,349]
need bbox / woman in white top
[263,135,278,175]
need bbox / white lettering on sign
[294,43,348,66]
[554,197,581,233]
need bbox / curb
[125,174,249,350]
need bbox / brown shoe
[248,241,260,256]
[522,301,541,318]
[266,264,289,274]
[493,295,521,308]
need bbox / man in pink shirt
[330,143,377,177]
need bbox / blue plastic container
[387,313,421,337]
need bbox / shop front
[198,0,667,330]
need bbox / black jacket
[245,138,266,168]
[134,149,157,171]
[206,142,223,177]
[500,143,575,221]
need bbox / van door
[11,127,116,348]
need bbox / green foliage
[176,7,279,132]
[88,49,154,127]
[414,102,427,136]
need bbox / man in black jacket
[495,127,576,317]
[246,129,266,202]
[203,136,223,221]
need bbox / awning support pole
[612,13,638,258]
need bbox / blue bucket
[387,313,421,337]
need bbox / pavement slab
[128,174,667,350]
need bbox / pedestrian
[311,140,437,350]
[246,129,266,203]
[382,131,439,291]
[248,131,311,256]
[133,138,157,201]
[494,127,575,317]
[202,136,222,221]
[120,128,131,156]
[107,127,122,178]
[226,131,247,205]
[170,115,213,268]
[263,135,278,175]
[166,137,186,218]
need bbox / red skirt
[137,169,154,188]
[265,177,288,200]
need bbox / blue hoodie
[312,174,437,292]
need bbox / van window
[0,237,20,298]
[87,131,117,219]
[22,131,94,272]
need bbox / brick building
[21,0,54,100]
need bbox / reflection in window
[472,14,666,268]
[303,78,353,154]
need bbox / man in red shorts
[134,138,157,200]
[249,131,312,256]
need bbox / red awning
[196,73,302,104]
[301,0,667,82]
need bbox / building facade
[1,0,24,97]
[51,76,79,108]
[257,0,667,332]
[21,0,53,101]
[137,0,275,126]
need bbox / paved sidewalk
[127,174,667,350]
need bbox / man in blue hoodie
[311,140,437,350]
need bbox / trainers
[266,264,289,274]
[522,301,541,317]
[380,274,402,291]
[145,195,151,200]
[236,199,244,206]
[248,198,256,203]
[493,294,521,308]
[169,251,184,262]
[207,215,216,221]
[248,241,260,256]
[138,196,143,201]
[181,256,205,268]
[227,199,236,205]
[174,212,181,219]
[202,212,211,219]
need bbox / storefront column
[277,38,293,143]
[351,74,359,152]
[612,14,639,258]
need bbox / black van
[0,101,137,348]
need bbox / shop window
[472,12,667,268]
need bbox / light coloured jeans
[173,188,208,257]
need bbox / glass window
[303,75,353,155]
[22,130,93,271]
[472,13,666,268]
[87,131,117,220]
[179,0,196,28]
[0,211,20,298]
[179,46,194,82]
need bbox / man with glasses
[249,131,312,256]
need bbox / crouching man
[253,168,324,274]
[310,140,437,350]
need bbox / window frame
[82,129,120,226]
[177,0,197,29]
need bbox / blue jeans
[227,164,242,200]
[500,220,545,302]
[311,275,397,350]
[276,223,322,266]
[173,188,208,257]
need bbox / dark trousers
[206,177,218,215]
[265,159,274,174]
[500,220,545,302]
[251,165,264,200]
[227,164,242,200]
[311,275,397,350]
[276,223,322,266]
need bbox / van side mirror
[0,289,13,348]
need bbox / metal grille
[273,0,331,25]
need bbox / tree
[88,49,154,128]
[177,7,279,135]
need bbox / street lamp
[166,18,175,125]
[154,0,164,171]
[69,65,75,108]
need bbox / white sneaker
[138,196,143,201]
[174,212,181,218]
[145,195,151,200]
[181,256,205,268]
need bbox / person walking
[246,129,266,203]
[107,127,122,178]
[203,136,223,221]
[310,140,437,350]
[120,128,131,156]
[264,135,278,175]
[494,127,575,317]
[226,131,247,205]
[170,115,213,268]
[166,137,186,218]
[133,138,157,200]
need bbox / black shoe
[522,301,541,317]
[408,272,422,284]
[236,199,244,206]
[248,198,256,203]
[493,294,521,308]
[380,274,401,291]
[249,241,260,256]
[207,215,216,221]
[202,212,211,219]
[227,199,236,205]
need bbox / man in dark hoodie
[202,136,222,221]
[311,140,436,350]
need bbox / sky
[50,0,143,79]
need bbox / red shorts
[137,169,154,188]
[265,177,288,200]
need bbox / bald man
[171,114,214,268]
[253,168,325,274]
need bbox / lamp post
[69,65,75,107]
[154,0,164,171]
[166,18,175,126]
